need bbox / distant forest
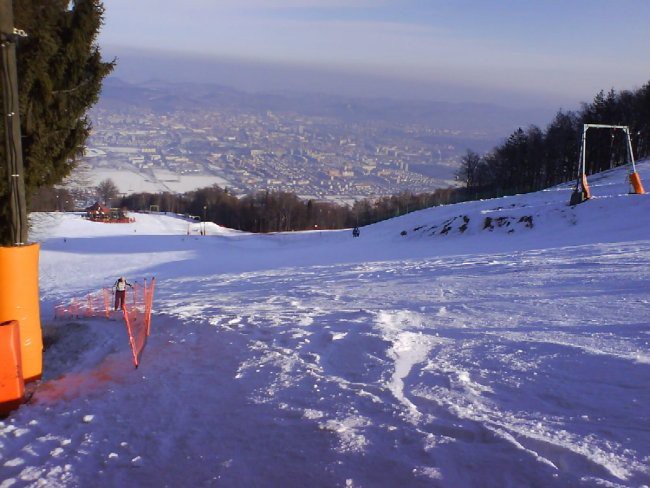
[456,82,650,197]
[118,187,464,232]
[32,80,650,232]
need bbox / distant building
[84,202,133,223]
[84,202,110,220]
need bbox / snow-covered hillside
[2,163,650,487]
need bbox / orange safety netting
[122,279,156,368]
[53,278,156,368]
[54,289,110,320]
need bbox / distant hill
[98,77,551,140]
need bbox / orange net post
[85,293,94,318]
[141,279,148,331]
[145,278,155,335]
[102,288,111,318]
[122,304,148,368]
[54,305,64,320]
[70,298,79,318]
[63,304,72,319]
[122,305,140,367]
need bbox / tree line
[117,186,465,232]
[29,178,467,232]
[456,83,650,196]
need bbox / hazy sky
[99,0,650,107]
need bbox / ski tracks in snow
[147,242,650,486]
[10,219,650,487]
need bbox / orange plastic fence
[122,278,156,368]
[55,289,111,320]
[54,278,156,368]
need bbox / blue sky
[99,0,650,106]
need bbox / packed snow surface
[2,163,650,487]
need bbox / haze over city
[63,1,650,201]
[99,0,650,108]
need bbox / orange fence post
[0,320,25,414]
[0,244,43,382]
[145,278,156,335]
[85,294,93,317]
[143,279,150,333]
[122,305,140,368]
[102,288,111,318]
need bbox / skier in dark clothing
[113,276,133,310]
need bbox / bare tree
[456,150,482,189]
[96,178,119,206]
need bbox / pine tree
[0,0,113,244]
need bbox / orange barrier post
[0,244,42,382]
[0,320,25,414]
[145,278,156,335]
[143,279,150,333]
[629,172,645,194]
[70,298,78,318]
[85,294,93,317]
[122,305,141,368]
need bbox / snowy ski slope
[1,162,649,487]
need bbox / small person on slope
[113,276,133,311]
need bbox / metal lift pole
[0,0,28,245]
[581,125,588,177]
[623,127,637,173]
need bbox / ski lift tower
[1,0,44,413]
[1,0,28,243]
[571,124,645,205]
